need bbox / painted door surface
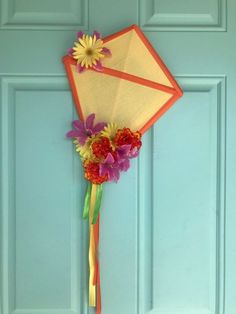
[0,0,235,314]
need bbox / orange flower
[83,160,108,184]
[114,128,142,149]
[91,136,112,159]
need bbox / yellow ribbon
[89,183,97,307]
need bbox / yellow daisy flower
[73,135,98,161]
[70,31,111,72]
[101,122,119,141]
[74,140,91,160]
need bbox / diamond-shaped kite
[63,24,182,134]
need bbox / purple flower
[129,147,140,158]
[99,153,120,182]
[93,31,101,39]
[66,113,106,145]
[102,47,112,57]
[116,145,132,172]
[67,48,73,56]
[116,144,131,160]
[118,158,130,171]
[99,145,135,182]
[93,60,103,72]
[77,63,86,73]
[116,144,141,173]
[77,31,84,39]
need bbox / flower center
[85,48,93,56]
[86,129,93,136]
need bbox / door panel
[1,0,235,314]
[139,0,226,31]
[1,77,86,313]
[138,77,226,314]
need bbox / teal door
[1,1,235,314]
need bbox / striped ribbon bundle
[84,183,103,314]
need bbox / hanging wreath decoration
[63,25,183,314]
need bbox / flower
[116,144,140,159]
[129,147,140,158]
[114,128,142,149]
[91,136,112,159]
[73,137,95,160]
[118,158,130,171]
[101,122,118,141]
[99,153,120,182]
[116,144,132,172]
[116,144,131,160]
[84,160,108,184]
[67,113,142,185]
[68,31,111,73]
[66,113,106,145]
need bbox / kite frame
[63,24,183,134]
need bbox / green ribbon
[83,182,92,219]
[92,184,103,224]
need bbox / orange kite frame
[62,24,183,134]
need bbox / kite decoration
[63,24,183,314]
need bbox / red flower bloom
[91,136,112,159]
[114,128,142,149]
[83,160,108,184]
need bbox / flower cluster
[68,31,111,73]
[67,114,142,184]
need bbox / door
[0,0,235,314]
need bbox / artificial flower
[101,122,118,141]
[117,144,140,159]
[116,144,132,160]
[118,158,130,172]
[84,160,108,184]
[67,114,142,184]
[67,113,106,145]
[74,137,94,160]
[99,153,120,182]
[115,144,132,172]
[129,147,140,158]
[68,31,111,72]
[91,136,112,159]
[114,128,142,150]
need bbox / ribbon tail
[93,215,100,285]
[88,184,103,312]
[83,182,92,219]
[92,184,103,224]
[88,184,97,307]
[94,215,101,314]
[96,263,101,314]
